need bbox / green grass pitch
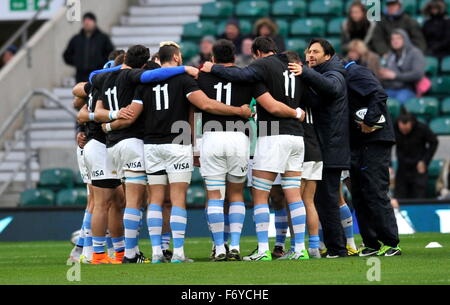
[0,233,449,285]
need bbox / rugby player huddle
[69,35,401,265]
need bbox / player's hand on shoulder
[185,66,199,79]
[118,106,134,120]
[288,63,303,76]
[297,108,306,122]
[200,62,213,73]
[239,104,252,119]
[76,132,87,149]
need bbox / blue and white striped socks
[161,232,171,251]
[147,204,163,256]
[112,236,125,253]
[207,200,225,255]
[76,211,88,248]
[92,236,106,254]
[229,202,246,252]
[224,213,230,244]
[123,208,141,259]
[171,206,187,257]
[288,201,306,253]
[254,204,270,254]
[81,212,93,259]
[274,208,288,248]
[106,231,114,257]
[309,235,320,250]
[340,204,356,249]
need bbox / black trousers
[350,142,399,249]
[315,168,347,256]
[395,167,428,199]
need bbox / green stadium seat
[431,76,450,95]
[274,18,289,37]
[201,2,234,18]
[244,187,252,203]
[441,97,450,115]
[74,171,85,186]
[309,0,344,16]
[291,18,326,37]
[179,41,198,61]
[441,56,450,73]
[235,1,270,18]
[56,188,88,206]
[427,159,445,197]
[186,185,206,206]
[387,98,401,119]
[286,38,308,55]
[216,19,252,36]
[326,37,342,54]
[425,56,439,76]
[430,116,450,135]
[20,189,55,207]
[272,0,307,17]
[38,168,74,192]
[191,167,204,186]
[182,21,216,39]
[327,17,344,35]
[404,97,440,120]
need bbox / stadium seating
[286,38,308,55]
[441,56,450,74]
[180,41,198,60]
[74,171,85,186]
[201,2,234,19]
[404,97,440,121]
[274,18,289,37]
[427,159,445,197]
[430,117,450,135]
[186,185,206,206]
[182,21,216,39]
[326,37,341,54]
[441,97,450,115]
[425,56,439,76]
[431,76,450,95]
[38,168,74,192]
[235,1,270,18]
[191,167,204,186]
[327,17,344,36]
[271,0,307,17]
[20,188,55,206]
[309,0,344,16]
[387,98,401,119]
[56,188,88,206]
[216,19,252,36]
[291,18,326,37]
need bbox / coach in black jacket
[290,39,349,257]
[345,60,401,256]
[63,13,114,83]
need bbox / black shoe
[325,251,348,259]
[272,246,285,259]
[214,253,227,262]
[122,252,150,264]
[358,247,379,257]
[210,245,216,260]
[163,249,173,260]
[225,243,230,255]
[226,249,241,261]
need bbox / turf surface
[0,233,449,285]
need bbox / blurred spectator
[236,36,254,67]
[346,39,381,77]
[187,36,215,68]
[379,29,425,104]
[371,0,426,56]
[0,45,18,68]
[63,12,114,82]
[341,1,376,52]
[253,18,285,52]
[151,52,160,66]
[218,18,243,54]
[437,160,450,199]
[394,112,439,199]
[422,0,450,58]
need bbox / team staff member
[344,60,401,257]
[289,39,349,258]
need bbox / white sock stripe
[254,207,270,215]
[210,223,225,233]
[207,206,224,214]
[229,206,246,214]
[255,222,270,231]
[290,207,306,218]
[170,215,187,224]
[124,213,141,222]
[275,216,288,222]
[171,230,185,237]
[292,223,306,233]
[230,225,243,233]
[341,216,353,226]
[124,231,137,238]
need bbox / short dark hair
[283,50,301,64]
[212,39,235,64]
[251,36,278,55]
[83,12,96,22]
[308,38,335,57]
[144,61,161,70]
[125,45,150,69]
[108,49,125,61]
[158,45,180,64]
[398,112,415,124]
[114,54,125,66]
[151,52,160,62]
